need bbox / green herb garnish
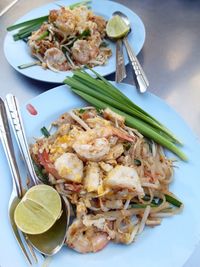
[32,160,48,184]
[134,159,141,166]
[41,126,50,137]
[79,108,86,114]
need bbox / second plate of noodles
[4,0,146,82]
[30,106,183,253]
[28,5,112,72]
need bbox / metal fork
[123,36,149,93]
[0,97,36,265]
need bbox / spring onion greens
[130,203,158,208]
[165,194,182,208]
[7,15,48,32]
[36,30,49,41]
[130,195,182,208]
[41,126,50,137]
[142,194,183,208]
[63,70,187,161]
[134,159,142,166]
[7,0,91,41]
[32,160,48,184]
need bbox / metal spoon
[5,94,70,256]
[115,38,126,83]
[113,11,149,93]
[107,13,127,83]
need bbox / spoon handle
[123,36,149,93]
[115,39,126,83]
[5,94,40,186]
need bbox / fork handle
[0,98,23,198]
[5,94,39,186]
[115,39,126,83]
[123,36,149,93]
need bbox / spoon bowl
[112,11,131,34]
[26,197,68,256]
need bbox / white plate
[0,83,200,267]
[4,0,146,83]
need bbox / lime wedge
[106,15,130,39]
[14,184,62,235]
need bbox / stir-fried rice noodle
[30,107,182,253]
[28,6,112,71]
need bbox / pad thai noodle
[30,107,183,253]
[28,5,112,71]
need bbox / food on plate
[28,5,111,71]
[30,106,183,253]
[7,2,112,72]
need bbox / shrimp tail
[38,149,62,180]
[111,127,135,142]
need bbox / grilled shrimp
[86,117,134,142]
[72,124,134,162]
[73,137,110,162]
[71,40,90,64]
[54,152,83,183]
[66,219,109,253]
[44,47,69,71]
[71,40,99,64]
[97,125,135,142]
